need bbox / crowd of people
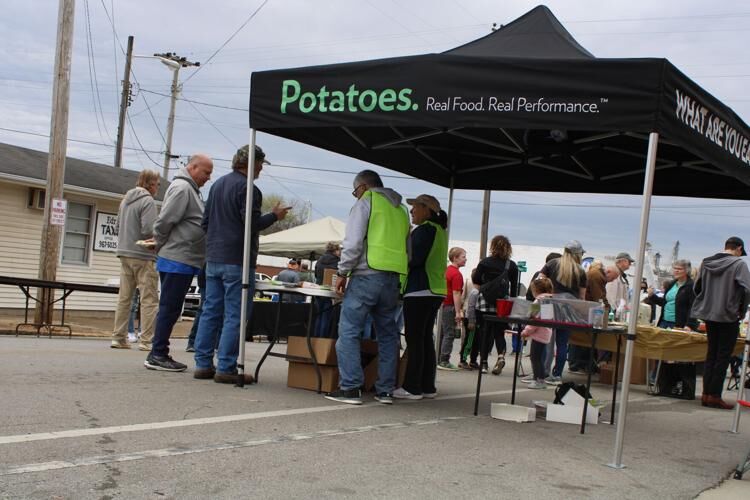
[112,154,750,410]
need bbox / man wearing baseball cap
[192,144,289,384]
[691,236,750,409]
[606,251,635,318]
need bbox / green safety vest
[364,191,409,275]
[422,220,448,295]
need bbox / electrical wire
[0,126,163,155]
[182,0,271,85]
[141,88,249,112]
[83,0,113,144]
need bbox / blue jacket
[203,170,276,267]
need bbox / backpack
[553,382,592,405]
[479,260,511,303]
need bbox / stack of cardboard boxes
[286,336,406,392]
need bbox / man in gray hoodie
[145,154,213,372]
[323,170,410,405]
[692,236,750,409]
[111,170,160,350]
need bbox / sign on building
[93,212,118,252]
[50,198,67,226]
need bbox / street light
[134,53,199,180]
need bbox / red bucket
[496,299,513,318]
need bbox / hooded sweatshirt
[153,167,206,269]
[691,252,750,323]
[338,187,407,276]
[116,186,157,261]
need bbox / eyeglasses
[352,183,366,197]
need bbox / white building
[0,143,166,314]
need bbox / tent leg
[237,129,258,388]
[479,190,491,259]
[435,181,455,355]
[730,312,750,433]
[608,131,659,469]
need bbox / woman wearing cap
[471,235,519,375]
[539,240,587,383]
[393,194,448,400]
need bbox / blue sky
[2,0,750,267]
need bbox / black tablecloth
[246,300,341,340]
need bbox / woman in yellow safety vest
[392,194,448,400]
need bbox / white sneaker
[521,375,535,383]
[423,392,437,399]
[528,381,548,390]
[392,387,423,400]
[127,332,137,343]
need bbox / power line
[140,88,248,111]
[0,126,163,155]
[182,0,271,85]
[83,0,114,143]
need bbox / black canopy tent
[238,5,750,468]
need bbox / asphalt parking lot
[1,335,749,499]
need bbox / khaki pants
[112,257,158,344]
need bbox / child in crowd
[521,277,554,389]
[459,277,480,369]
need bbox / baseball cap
[564,240,585,255]
[616,252,635,263]
[406,194,441,213]
[288,258,300,265]
[232,144,270,167]
[726,236,747,256]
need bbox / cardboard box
[322,268,337,287]
[490,403,536,423]
[546,403,600,425]
[287,362,339,392]
[598,354,647,386]
[286,336,337,365]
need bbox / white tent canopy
[258,216,345,259]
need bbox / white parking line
[0,417,465,475]
[0,388,525,445]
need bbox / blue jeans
[336,273,400,394]
[552,328,571,377]
[193,263,254,374]
[152,272,194,357]
[127,289,140,333]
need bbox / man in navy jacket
[193,145,289,383]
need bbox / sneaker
[214,372,254,384]
[137,343,151,352]
[392,387,423,400]
[185,345,195,353]
[324,388,363,405]
[111,341,131,349]
[469,361,480,370]
[521,374,535,383]
[374,392,393,404]
[528,381,548,390]
[144,354,187,372]
[480,362,489,374]
[437,361,460,371]
[491,356,506,375]
[423,392,437,399]
[127,332,137,343]
[458,361,471,370]
[545,375,562,385]
[193,367,216,379]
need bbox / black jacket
[314,251,340,284]
[472,256,519,297]
[645,278,698,329]
[404,223,438,294]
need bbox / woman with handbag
[471,235,519,374]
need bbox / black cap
[725,236,747,256]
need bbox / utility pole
[153,52,199,180]
[479,190,491,258]
[36,0,76,326]
[114,35,134,168]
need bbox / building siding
[0,182,123,312]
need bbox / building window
[62,202,93,264]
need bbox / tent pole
[479,190,491,258]
[435,178,456,354]
[236,129,258,387]
[608,131,659,468]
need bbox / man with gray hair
[145,154,213,372]
[193,145,288,383]
[324,169,410,405]
[111,169,160,351]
